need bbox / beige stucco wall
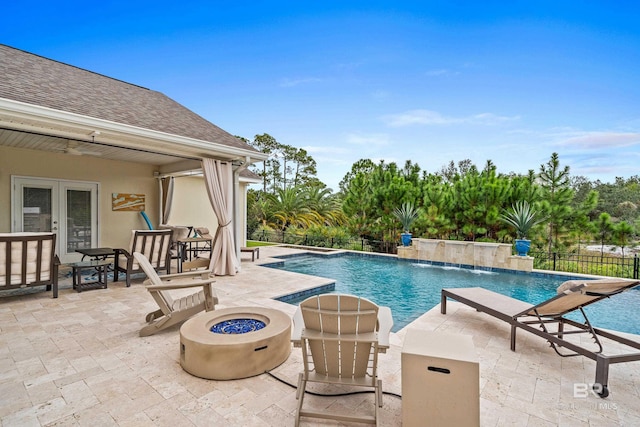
[1,145,253,259]
[0,145,158,249]
[167,176,217,233]
[167,176,251,247]
[238,182,249,247]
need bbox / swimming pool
[268,253,640,334]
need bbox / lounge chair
[441,278,640,398]
[114,229,172,287]
[291,294,393,426]
[133,252,218,337]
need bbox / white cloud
[345,132,390,146]
[303,145,349,155]
[371,89,390,100]
[279,77,323,87]
[468,113,521,125]
[383,110,451,126]
[381,109,519,127]
[373,155,401,164]
[426,69,449,76]
[334,61,363,71]
[555,131,640,149]
[425,68,459,77]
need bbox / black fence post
[634,254,639,280]
[552,252,557,271]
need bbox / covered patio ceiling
[0,127,188,166]
[0,98,268,175]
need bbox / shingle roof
[0,44,259,153]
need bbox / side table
[240,247,260,261]
[76,247,115,261]
[70,259,111,292]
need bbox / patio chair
[114,229,172,287]
[194,227,214,253]
[292,294,393,426]
[133,252,218,337]
[159,224,192,262]
[441,278,640,398]
[196,226,258,262]
[0,232,60,298]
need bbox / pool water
[269,254,640,334]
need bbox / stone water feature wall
[397,238,534,272]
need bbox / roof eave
[0,97,269,163]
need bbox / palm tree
[267,187,316,231]
[306,186,346,227]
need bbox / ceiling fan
[56,140,102,156]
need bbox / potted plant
[393,202,420,246]
[499,201,544,256]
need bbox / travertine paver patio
[1,245,639,426]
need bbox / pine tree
[538,153,574,253]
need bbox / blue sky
[3,1,640,191]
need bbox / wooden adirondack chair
[134,252,218,337]
[293,294,392,426]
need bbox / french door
[12,177,99,263]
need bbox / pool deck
[1,245,639,426]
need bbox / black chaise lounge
[441,278,640,398]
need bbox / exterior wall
[167,176,218,233]
[0,145,158,250]
[167,177,252,248]
[238,182,249,248]
[1,146,254,260]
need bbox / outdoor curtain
[202,158,239,275]
[160,176,174,224]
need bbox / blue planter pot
[401,233,412,247]
[514,239,531,256]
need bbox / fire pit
[210,318,266,334]
[179,307,291,380]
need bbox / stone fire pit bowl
[179,306,292,380]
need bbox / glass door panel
[13,178,59,235]
[12,177,99,263]
[22,186,54,232]
[65,187,95,252]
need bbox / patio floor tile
[1,245,639,426]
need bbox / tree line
[245,134,640,255]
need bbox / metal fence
[250,229,398,253]
[531,251,640,279]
